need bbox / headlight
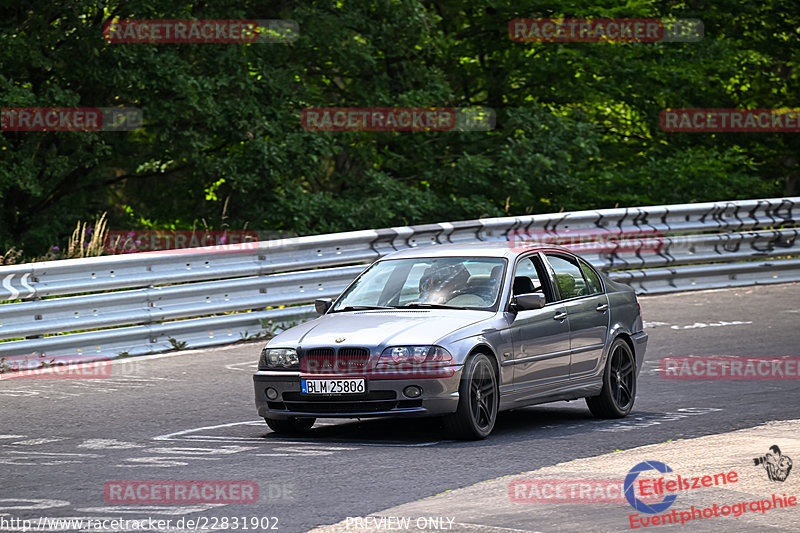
[259,347,299,370]
[378,346,452,366]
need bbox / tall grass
[67,212,109,259]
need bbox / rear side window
[546,254,587,300]
[580,260,604,295]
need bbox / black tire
[444,353,499,440]
[586,338,637,418]
[264,417,316,434]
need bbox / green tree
[0,0,795,258]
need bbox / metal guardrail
[0,197,797,358]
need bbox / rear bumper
[253,370,462,420]
[631,331,648,374]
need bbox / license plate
[301,378,365,395]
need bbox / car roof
[381,241,575,260]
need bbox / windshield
[332,257,507,311]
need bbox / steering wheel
[445,293,488,306]
[444,287,492,305]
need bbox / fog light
[265,387,279,400]
[403,385,422,398]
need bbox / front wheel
[265,417,316,435]
[586,338,637,418]
[444,353,499,440]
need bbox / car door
[544,254,609,378]
[510,254,572,388]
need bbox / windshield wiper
[397,303,470,310]
[333,305,395,312]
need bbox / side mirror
[314,298,333,315]
[514,293,546,311]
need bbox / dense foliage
[1,1,797,257]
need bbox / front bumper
[253,370,462,420]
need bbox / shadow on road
[255,403,693,445]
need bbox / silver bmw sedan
[253,242,647,439]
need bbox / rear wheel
[444,353,498,440]
[586,338,636,418]
[264,417,316,434]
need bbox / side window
[512,257,542,296]
[580,260,604,295]
[546,255,587,300]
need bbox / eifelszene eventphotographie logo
[623,459,796,529]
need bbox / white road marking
[0,390,47,397]
[146,445,256,455]
[595,407,723,432]
[10,437,66,446]
[153,420,263,441]
[0,376,176,399]
[559,407,723,432]
[0,435,25,439]
[669,320,752,329]
[154,420,443,447]
[78,439,146,450]
[0,457,84,466]
[224,361,258,372]
[255,446,347,457]
[0,499,70,511]
[104,343,250,366]
[0,450,101,466]
[179,435,263,441]
[3,451,100,456]
[76,505,223,515]
[113,445,257,468]
[115,457,222,468]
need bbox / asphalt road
[0,283,798,533]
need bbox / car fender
[601,323,645,376]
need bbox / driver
[418,262,470,304]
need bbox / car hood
[268,310,492,349]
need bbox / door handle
[553,311,568,321]
[596,303,609,312]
